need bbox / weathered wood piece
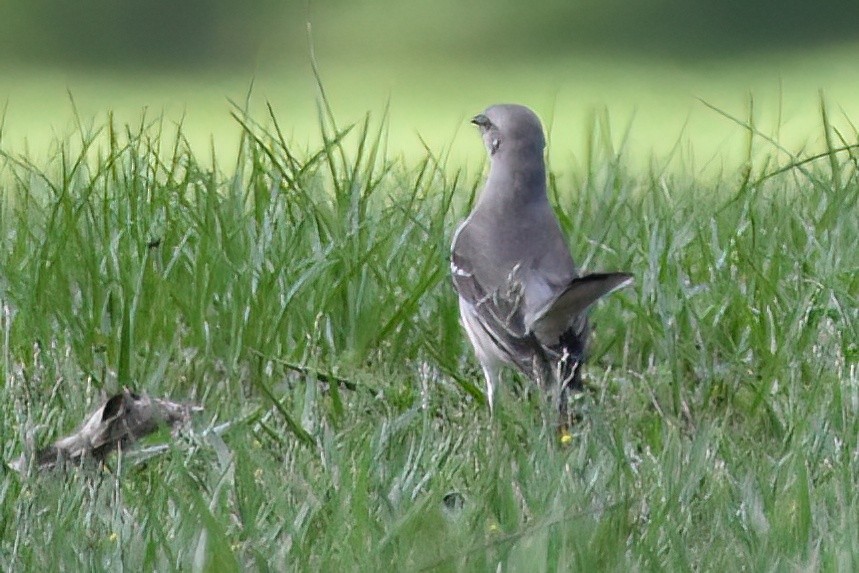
[10,389,201,472]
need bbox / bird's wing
[452,222,546,376]
[451,247,529,339]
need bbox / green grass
[0,96,857,571]
[4,39,859,175]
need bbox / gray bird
[451,104,632,422]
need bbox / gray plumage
[451,104,632,419]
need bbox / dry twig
[9,388,201,473]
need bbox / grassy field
[0,93,857,570]
[3,38,859,176]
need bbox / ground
[0,88,856,569]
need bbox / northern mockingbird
[451,104,632,421]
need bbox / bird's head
[471,104,546,159]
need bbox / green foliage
[0,0,282,69]
[3,1,859,70]
[0,100,857,570]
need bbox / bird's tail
[530,272,633,343]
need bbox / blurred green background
[1,0,858,171]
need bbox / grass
[0,94,857,571]
[4,38,859,175]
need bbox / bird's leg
[531,353,570,438]
[546,347,584,444]
[482,364,500,417]
[557,359,583,434]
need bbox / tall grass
[0,99,856,570]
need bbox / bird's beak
[471,114,490,128]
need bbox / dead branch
[9,388,201,473]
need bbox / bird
[450,103,632,424]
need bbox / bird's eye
[470,114,492,128]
